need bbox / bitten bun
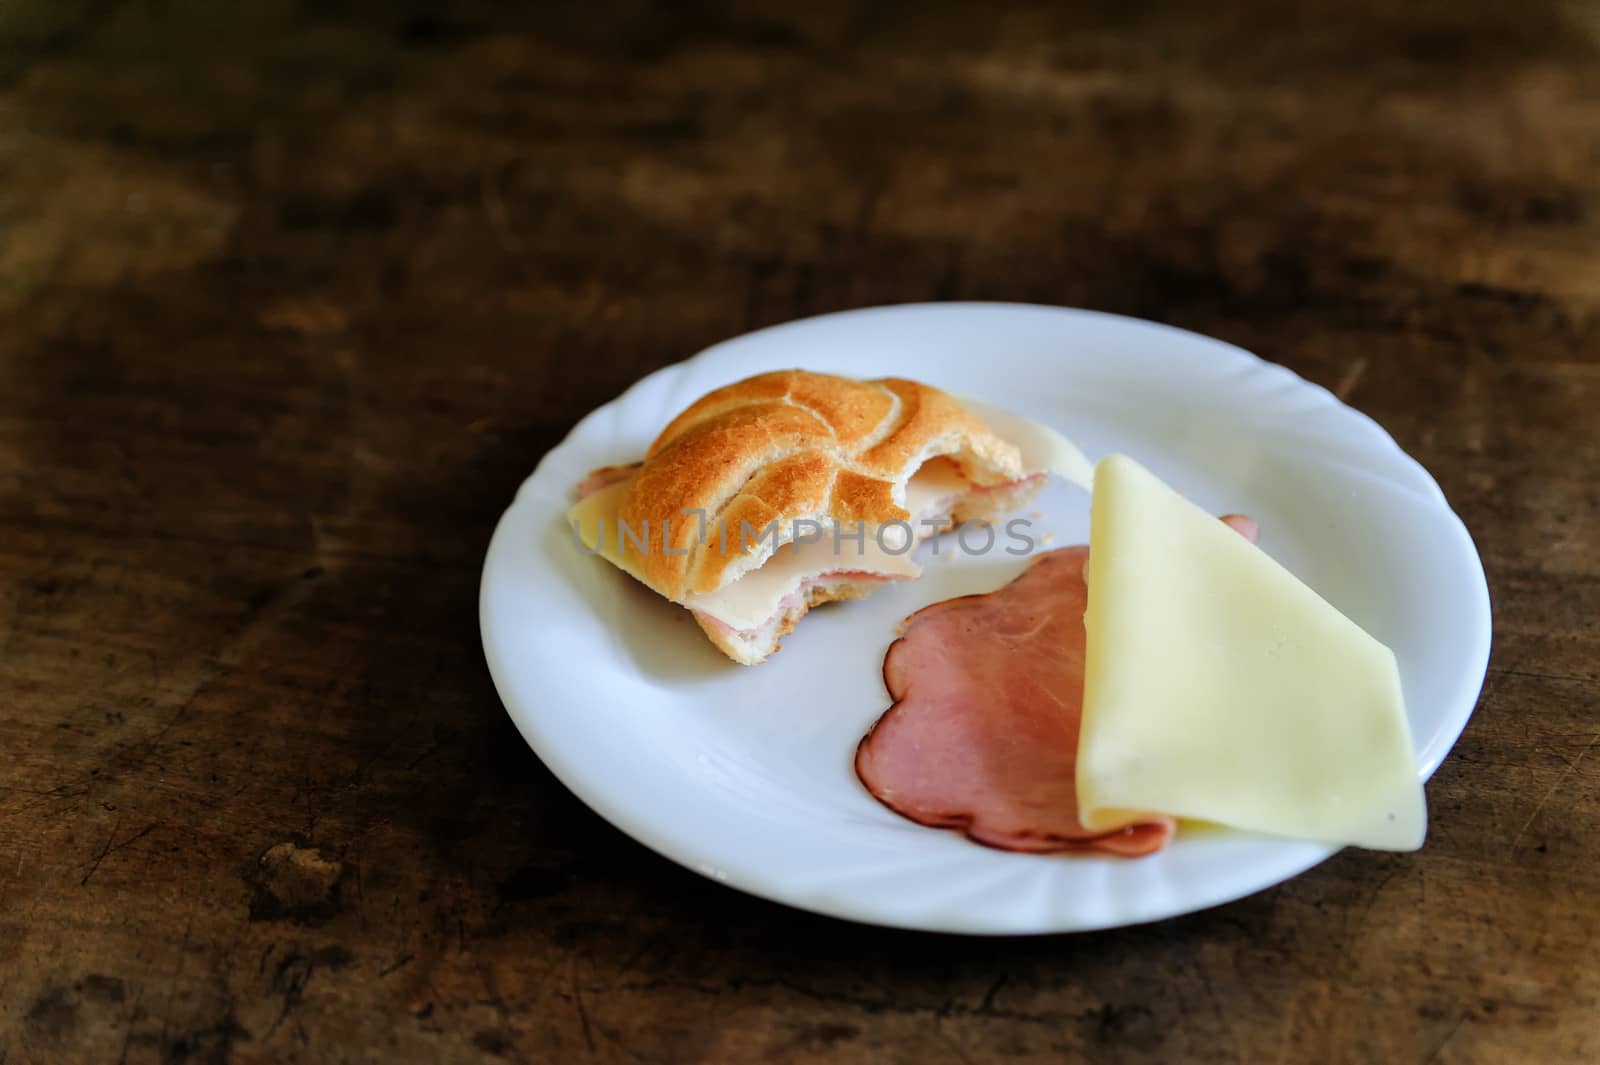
[570,370,1049,664]
[618,371,1025,600]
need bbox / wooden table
[2,2,1596,1061]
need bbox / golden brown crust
[610,370,1026,601]
[648,371,897,457]
[854,378,1016,480]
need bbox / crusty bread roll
[570,370,1051,664]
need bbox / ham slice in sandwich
[567,369,1090,665]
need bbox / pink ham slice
[855,515,1260,857]
[576,462,642,500]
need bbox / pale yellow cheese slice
[568,480,649,584]
[1077,454,1426,851]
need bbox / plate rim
[480,301,1493,934]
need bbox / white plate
[480,303,1491,934]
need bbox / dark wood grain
[2,1,1597,1062]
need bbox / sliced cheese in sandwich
[1077,454,1426,851]
[958,396,1094,491]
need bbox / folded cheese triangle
[1077,454,1427,851]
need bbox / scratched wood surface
[1,1,1597,1062]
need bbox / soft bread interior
[681,458,970,631]
[692,574,888,666]
[689,460,1047,662]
